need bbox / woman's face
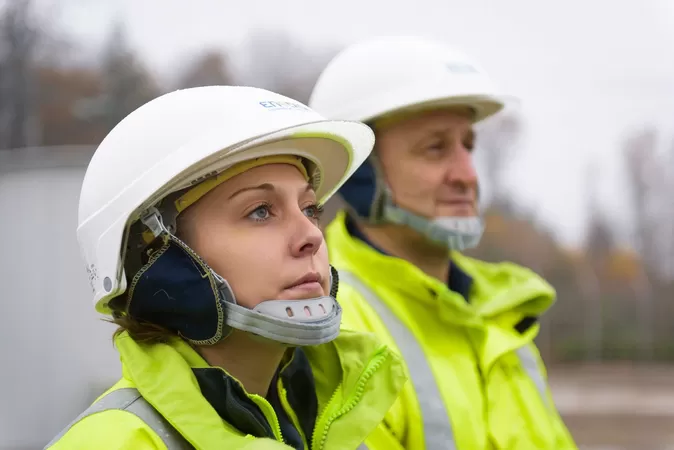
[177,163,330,309]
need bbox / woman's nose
[290,212,324,258]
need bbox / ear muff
[329,265,339,298]
[337,158,379,219]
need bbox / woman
[45,86,407,450]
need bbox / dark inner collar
[193,347,317,449]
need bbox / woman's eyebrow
[228,182,312,200]
[228,183,275,200]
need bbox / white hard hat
[78,85,374,314]
[309,35,508,124]
[308,36,509,252]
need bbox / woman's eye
[303,204,324,221]
[248,205,271,221]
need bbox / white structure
[0,146,120,449]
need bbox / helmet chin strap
[381,195,484,251]
[213,269,342,347]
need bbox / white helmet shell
[77,86,374,313]
[309,35,509,123]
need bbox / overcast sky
[41,0,674,248]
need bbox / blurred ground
[549,364,674,450]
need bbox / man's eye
[424,141,446,157]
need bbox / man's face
[374,107,479,219]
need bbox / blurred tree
[175,51,234,89]
[622,128,668,359]
[582,161,611,361]
[472,208,559,273]
[240,29,338,104]
[623,128,662,274]
[604,249,642,282]
[475,112,523,214]
[664,138,674,280]
[38,65,107,145]
[585,161,615,263]
[0,0,42,149]
[76,23,160,132]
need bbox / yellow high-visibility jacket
[326,211,577,450]
[46,328,407,450]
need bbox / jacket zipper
[250,394,284,443]
[311,348,390,450]
[278,379,309,450]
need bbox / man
[309,36,577,450]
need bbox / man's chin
[437,207,476,217]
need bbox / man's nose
[446,146,478,188]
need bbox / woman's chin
[278,282,326,300]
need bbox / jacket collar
[326,210,557,327]
[115,329,406,450]
[345,213,474,302]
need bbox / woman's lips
[282,272,324,299]
[283,281,325,299]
